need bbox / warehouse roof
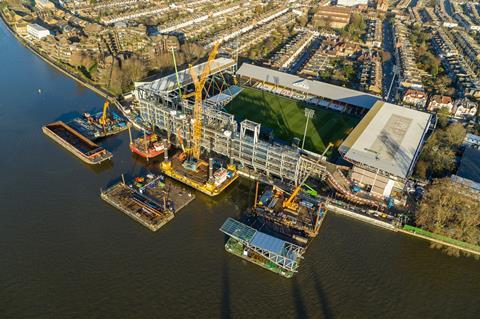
[137,57,235,93]
[237,63,380,109]
[339,101,432,178]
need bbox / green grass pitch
[225,87,360,156]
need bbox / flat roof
[219,218,304,261]
[339,101,432,178]
[137,57,235,94]
[237,63,380,109]
[28,23,49,32]
[457,147,480,183]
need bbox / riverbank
[0,13,112,100]
[328,203,480,257]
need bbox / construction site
[131,39,426,276]
[101,174,195,231]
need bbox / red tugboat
[129,129,167,160]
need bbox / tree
[416,178,480,257]
[437,107,450,128]
[415,123,466,178]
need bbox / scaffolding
[219,218,305,274]
[134,58,328,185]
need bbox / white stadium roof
[339,101,432,178]
[136,57,235,93]
[237,63,380,109]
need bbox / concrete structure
[237,63,380,115]
[339,101,432,197]
[27,23,50,40]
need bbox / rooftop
[219,218,304,267]
[456,147,480,184]
[339,101,432,178]
[136,57,235,94]
[28,23,49,32]
[236,63,380,109]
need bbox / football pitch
[225,87,360,155]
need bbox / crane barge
[160,43,238,196]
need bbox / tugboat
[129,127,167,160]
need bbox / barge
[129,132,167,160]
[220,218,305,278]
[253,183,327,239]
[101,174,195,231]
[69,110,128,140]
[161,152,238,196]
[42,121,112,165]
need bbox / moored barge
[42,121,112,165]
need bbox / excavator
[98,100,110,129]
[282,143,334,212]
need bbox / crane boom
[188,42,220,160]
[99,100,110,127]
[283,143,334,211]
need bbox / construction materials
[42,121,112,165]
[69,103,129,140]
[253,183,327,238]
[101,174,195,231]
[129,128,168,160]
[162,152,238,196]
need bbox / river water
[0,21,479,319]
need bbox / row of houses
[358,51,383,95]
[364,18,382,49]
[432,28,480,99]
[393,20,424,90]
[402,89,478,120]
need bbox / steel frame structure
[134,58,328,185]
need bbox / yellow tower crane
[188,42,220,161]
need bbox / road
[382,18,400,103]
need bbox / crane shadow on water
[221,258,231,319]
[311,267,334,319]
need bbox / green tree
[415,123,466,177]
[437,107,450,128]
[416,178,480,257]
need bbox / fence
[403,225,480,253]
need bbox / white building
[335,0,368,7]
[27,24,50,40]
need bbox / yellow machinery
[188,42,220,161]
[283,143,334,212]
[99,100,110,127]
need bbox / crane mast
[188,42,220,160]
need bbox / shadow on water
[221,259,231,319]
[292,278,309,319]
[311,268,334,319]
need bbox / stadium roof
[236,63,380,109]
[137,57,235,93]
[339,101,432,178]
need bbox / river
[0,20,478,319]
